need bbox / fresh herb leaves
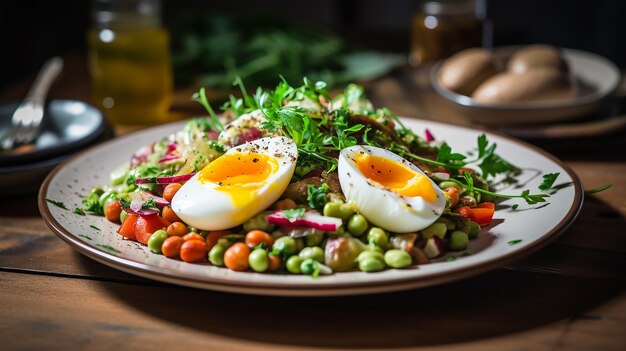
[45,198,67,210]
[539,173,560,191]
[90,225,101,231]
[307,183,329,212]
[508,239,522,245]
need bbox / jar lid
[92,0,161,27]
[422,0,477,16]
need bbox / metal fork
[1,57,64,150]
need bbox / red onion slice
[425,128,435,142]
[158,155,180,163]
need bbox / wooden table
[1,55,625,350]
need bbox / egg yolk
[355,153,437,201]
[198,152,278,207]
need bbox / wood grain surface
[1,54,625,350]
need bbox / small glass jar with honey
[88,0,173,126]
[410,0,486,66]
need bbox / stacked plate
[0,100,110,196]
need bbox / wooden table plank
[1,270,624,351]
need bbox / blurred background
[1,0,624,92]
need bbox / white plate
[39,118,583,296]
[431,48,621,125]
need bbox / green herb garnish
[508,239,522,245]
[511,204,519,210]
[96,244,120,253]
[79,234,92,240]
[585,183,613,194]
[45,198,67,210]
[307,183,329,212]
[539,173,560,191]
[90,225,101,231]
[74,208,86,216]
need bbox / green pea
[305,232,324,246]
[243,213,275,232]
[299,246,325,263]
[110,163,129,186]
[295,238,305,252]
[466,221,481,239]
[384,249,412,268]
[422,222,447,239]
[273,236,297,255]
[358,257,385,272]
[338,204,355,220]
[367,244,384,254]
[357,250,384,263]
[248,249,269,272]
[367,227,389,247]
[208,244,226,266]
[119,210,127,223]
[323,202,343,218]
[300,258,320,275]
[98,190,117,209]
[286,255,304,274]
[449,231,469,251]
[436,217,456,231]
[147,229,168,254]
[347,214,368,236]
[439,181,463,192]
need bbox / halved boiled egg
[338,145,446,233]
[171,136,297,230]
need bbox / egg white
[171,136,297,230]
[338,145,446,233]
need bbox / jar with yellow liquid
[88,0,172,126]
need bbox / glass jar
[410,0,485,66]
[88,0,173,126]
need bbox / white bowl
[431,48,620,125]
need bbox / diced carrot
[455,202,495,226]
[134,214,171,245]
[117,213,139,240]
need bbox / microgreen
[282,208,306,222]
[192,87,224,132]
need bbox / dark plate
[0,100,106,166]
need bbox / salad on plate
[77,78,559,277]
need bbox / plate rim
[38,118,584,296]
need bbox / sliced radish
[267,211,342,232]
